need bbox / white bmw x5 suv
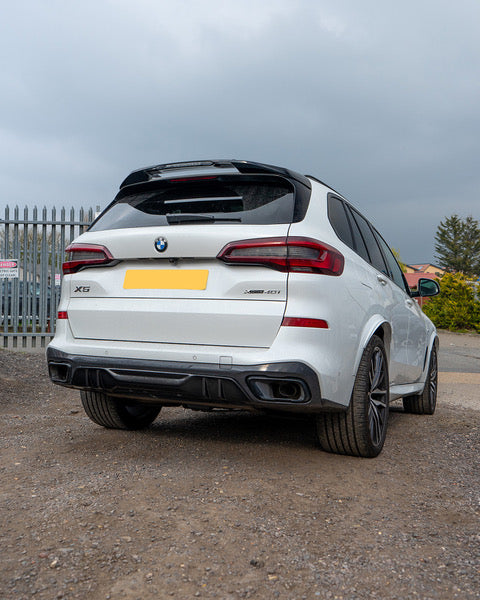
[47,160,439,457]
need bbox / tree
[434,214,480,277]
[422,272,480,332]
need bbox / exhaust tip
[48,362,70,383]
[247,377,308,403]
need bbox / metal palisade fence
[0,205,95,349]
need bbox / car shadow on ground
[60,404,417,471]
[151,409,319,449]
[78,402,408,452]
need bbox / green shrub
[422,272,480,332]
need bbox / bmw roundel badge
[154,236,168,253]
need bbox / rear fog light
[282,317,329,329]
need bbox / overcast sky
[1,0,479,263]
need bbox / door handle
[377,275,387,286]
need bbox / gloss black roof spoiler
[119,159,312,189]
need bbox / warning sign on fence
[0,259,19,278]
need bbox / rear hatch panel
[66,225,290,348]
[65,165,311,349]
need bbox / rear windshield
[90,175,309,231]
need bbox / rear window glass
[90,175,307,231]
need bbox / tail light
[62,244,115,275]
[217,237,344,275]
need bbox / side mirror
[417,278,440,297]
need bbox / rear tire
[316,335,389,458]
[403,343,438,415]
[80,391,161,430]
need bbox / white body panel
[67,297,285,347]
[65,224,289,348]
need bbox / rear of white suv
[47,160,439,457]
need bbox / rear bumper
[46,347,346,413]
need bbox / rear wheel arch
[352,318,392,381]
[372,323,392,364]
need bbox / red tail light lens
[282,317,329,329]
[57,311,68,319]
[62,244,114,275]
[217,237,344,275]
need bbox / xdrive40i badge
[244,289,281,295]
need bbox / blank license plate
[123,270,209,290]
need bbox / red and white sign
[0,259,19,278]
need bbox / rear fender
[331,316,390,411]
[351,316,391,383]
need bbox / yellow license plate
[123,270,209,290]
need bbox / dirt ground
[1,334,479,599]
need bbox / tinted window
[374,233,409,293]
[344,205,370,263]
[349,210,388,275]
[328,196,354,248]
[90,175,300,231]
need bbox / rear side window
[374,232,410,293]
[90,175,308,231]
[347,212,370,263]
[349,209,389,275]
[328,196,354,248]
[327,196,370,263]
[329,195,407,288]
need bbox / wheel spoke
[368,347,388,446]
[369,401,383,445]
[371,394,388,409]
[369,350,384,391]
[428,349,438,404]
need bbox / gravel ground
[1,335,479,600]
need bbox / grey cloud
[1,0,479,263]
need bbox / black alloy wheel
[316,335,389,458]
[403,343,438,415]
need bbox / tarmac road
[437,331,480,412]
[438,330,480,373]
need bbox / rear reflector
[217,237,344,275]
[57,311,68,319]
[63,244,114,275]
[282,317,329,329]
